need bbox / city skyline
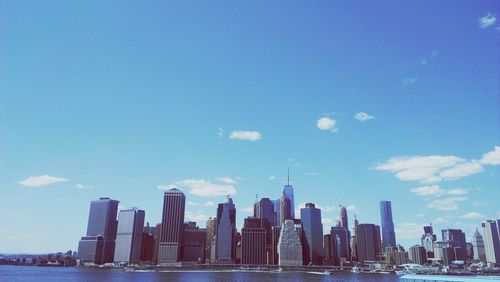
[1,1,499,254]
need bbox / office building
[278,219,303,266]
[355,223,381,263]
[205,217,217,263]
[482,219,500,264]
[421,224,436,258]
[339,205,349,229]
[241,217,267,265]
[384,245,407,266]
[472,228,486,262]
[409,245,427,265]
[282,169,295,219]
[114,208,145,264]
[330,226,350,266]
[279,192,292,225]
[300,203,323,265]
[271,226,281,265]
[273,199,281,227]
[441,228,467,261]
[216,197,236,263]
[78,197,119,264]
[181,222,206,263]
[158,188,185,264]
[380,201,396,248]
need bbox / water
[0,265,402,281]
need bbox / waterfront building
[409,245,427,265]
[241,217,267,265]
[380,200,396,248]
[278,219,303,266]
[114,208,145,264]
[384,245,407,266]
[472,228,486,262]
[205,217,217,263]
[279,192,292,225]
[158,188,185,264]
[339,205,349,229]
[466,242,474,261]
[77,197,119,264]
[355,223,382,263]
[271,226,282,265]
[351,214,359,261]
[433,241,455,265]
[216,197,236,263]
[421,224,437,258]
[441,228,467,261]
[482,219,500,264]
[181,222,206,263]
[273,199,281,227]
[140,227,155,264]
[153,223,161,264]
[283,170,295,219]
[323,234,332,265]
[300,203,323,265]
[330,226,350,266]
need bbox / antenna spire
[287,168,290,186]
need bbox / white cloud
[345,205,357,212]
[322,218,336,226]
[462,212,483,219]
[354,112,375,122]
[187,201,199,206]
[242,206,254,213]
[374,155,483,183]
[421,59,428,65]
[427,197,467,211]
[218,128,224,138]
[395,223,423,240]
[402,77,418,85]
[480,146,500,165]
[304,172,317,176]
[317,117,338,132]
[269,176,276,181]
[479,13,496,28]
[185,211,209,222]
[447,188,468,196]
[75,183,94,189]
[471,200,489,207]
[215,177,239,184]
[433,217,449,224]
[410,185,444,196]
[18,175,68,187]
[158,179,236,197]
[229,130,262,141]
[203,201,215,207]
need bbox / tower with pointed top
[472,228,486,262]
[282,169,295,219]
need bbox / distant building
[300,203,323,265]
[433,241,455,265]
[421,225,436,258]
[273,199,281,227]
[271,226,282,265]
[279,193,292,225]
[384,245,407,266]
[339,205,349,230]
[482,219,500,264]
[216,197,236,263]
[241,217,267,265]
[472,228,486,262]
[441,229,467,261]
[323,234,332,265]
[153,223,161,264]
[78,197,119,264]
[158,188,185,264]
[330,226,350,266]
[380,201,396,248]
[466,242,474,261]
[114,208,145,264]
[181,222,206,263]
[355,223,382,263]
[254,197,274,263]
[283,170,295,219]
[205,217,217,263]
[278,220,303,266]
[409,245,427,265]
[140,224,155,264]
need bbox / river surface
[0,265,404,281]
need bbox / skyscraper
[355,223,382,263]
[205,217,217,263]
[216,196,236,263]
[254,198,274,228]
[158,188,185,264]
[441,228,467,261]
[270,226,282,265]
[421,224,436,258]
[379,201,396,248]
[181,222,206,263]
[279,192,292,225]
[409,245,427,265]
[339,205,348,229]
[300,203,323,265]
[278,219,303,266]
[330,226,350,266]
[283,169,295,219]
[482,219,500,264]
[241,217,267,265]
[472,228,486,262]
[114,208,145,264]
[78,197,119,264]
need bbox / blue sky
[1,1,499,253]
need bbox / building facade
[409,245,427,265]
[278,220,303,266]
[379,201,396,249]
[241,217,267,265]
[158,188,185,264]
[355,223,381,263]
[441,228,467,261]
[114,208,145,264]
[482,219,500,264]
[216,197,236,263]
[300,203,323,265]
[330,226,350,266]
[205,217,217,263]
[472,228,486,262]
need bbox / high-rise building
[254,198,275,263]
[409,245,427,265]
[153,223,161,264]
[441,229,467,261]
[384,245,407,266]
[216,197,236,263]
[482,219,500,264]
[278,219,303,266]
[330,226,350,266]
[271,226,282,265]
[300,203,323,265]
[140,223,156,264]
[158,188,185,264]
[279,193,292,225]
[472,228,486,262]
[241,217,267,265]
[323,234,332,265]
[283,170,295,219]
[339,205,348,230]
[433,241,455,265]
[181,222,206,263]
[273,199,281,227]
[421,224,436,258]
[379,201,396,248]
[355,223,382,263]
[78,197,119,264]
[114,208,145,264]
[205,217,217,263]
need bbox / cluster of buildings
[77,178,500,268]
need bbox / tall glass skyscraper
[158,188,185,264]
[379,200,396,248]
[339,205,348,230]
[114,207,145,264]
[283,170,295,219]
[472,228,486,262]
[482,219,500,264]
[216,197,236,263]
[78,197,119,264]
[300,203,323,265]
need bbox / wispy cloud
[427,197,467,211]
[75,183,94,189]
[395,223,423,240]
[203,201,215,207]
[269,176,276,181]
[317,117,338,132]
[446,188,468,195]
[18,175,68,187]
[215,176,239,184]
[242,206,254,213]
[229,130,262,141]
[218,128,224,138]
[354,112,375,122]
[187,201,198,206]
[402,77,418,86]
[410,185,444,196]
[421,50,438,65]
[158,179,236,197]
[462,212,482,219]
[479,13,496,28]
[185,211,209,222]
[480,146,500,165]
